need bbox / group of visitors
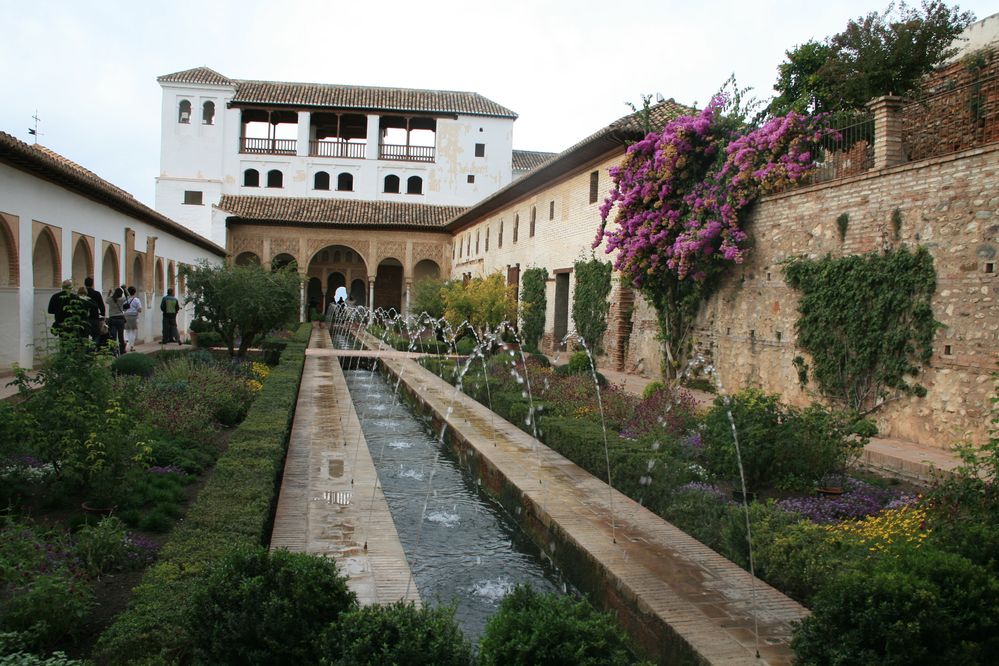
[47,278,183,355]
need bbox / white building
[0,131,226,369]
[155,67,520,246]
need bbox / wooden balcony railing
[378,143,435,162]
[240,137,297,155]
[309,140,367,159]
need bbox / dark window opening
[474,143,485,157]
[467,174,475,183]
[476,231,480,254]
[240,108,297,154]
[407,175,423,195]
[183,190,203,205]
[513,215,519,243]
[530,206,536,237]
[379,115,436,161]
[466,235,471,256]
[178,99,192,124]
[267,169,283,188]
[499,220,504,248]
[944,344,953,355]
[384,174,400,193]
[459,237,463,259]
[776,331,782,342]
[987,262,995,274]
[485,228,490,252]
[243,169,259,187]
[202,101,215,125]
[589,171,599,203]
[310,112,367,157]
[549,200,555,220]
[337,173,354,191]
[314,171,330,190]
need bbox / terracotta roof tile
[218,195,464,229]
[512,150,557,171]
[0,131,225,256]
[157,67,233,86]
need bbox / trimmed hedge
[94,324,312,664]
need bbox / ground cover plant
[0,313,297,662]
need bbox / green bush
[478,585,635,666]
[528,353,551,368]
[661,484,734,553]
[792,548,999,664]
[194,331,223,349]
[641,381,666,400]
[260,339,288,365]
[0,574,94,651]
[321,601,472,666]
[111,352,156,378]
[187,547,357,665]
[0,633,84,665]
[567,351,593,374]
[95,324,311,664]
[73,517,133,577]
[455,336,476,355]
[188,319,211,334]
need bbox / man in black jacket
[84,276,106,344]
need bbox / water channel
[342,363,565,641]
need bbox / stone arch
[327,272,346,298]
[350,278,366,306]
[101,245,119,291]
[32,227,60,288]
[71,236,93,286]
[132,254,145,292]
[305,243,368,272]
[306,277,322,315]
[271,253,297,271]
[167,260,176,291]
[235,251,261,266]
[374,257,403,312]
[413,258,440,281]
[0,214,19,287]
[155,257,165,294]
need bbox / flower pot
[817,486,845,497]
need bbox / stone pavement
[270,328,419,606]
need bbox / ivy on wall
[519,267,548,352]
[572,257,612,354]
[783,246,939,413]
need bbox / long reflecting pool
[343,365,564,641]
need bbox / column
[404,278,412,316]
[867,95,904,170]
[299,276,307,322]
[365,114,380,161]
[297,111,311,157]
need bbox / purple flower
[776,478,907,524]
[148,465,185,475]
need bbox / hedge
[94,324,312,664]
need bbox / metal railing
[903,74,999,162]
[309,140,367,159]
[378,143,435,162]
[810,112,875,183]
[239,137,297,155]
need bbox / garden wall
[624,143,999,449]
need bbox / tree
[409,277,447,320]
[518,267,548,352]
[570,257,611,354]
[442,272,516,339]
[184,260,302,357]
[769,1,976,116]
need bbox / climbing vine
[571,256,612,353]
[595,96,835,376]
[519,267,548,352]
[783,246,939,413]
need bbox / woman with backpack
[123,286,143,352]
[106,285,128,355]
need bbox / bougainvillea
[594,97,835,375]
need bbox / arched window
[337,172,353,191]
[202,101,215,125]
[178,100,192,124]
[314,171,330,190]
[530,206,537,237]
[406,176,423,195]
[384,174,400,193]
[243,169,259,187]
[513,214,519,243]
[267,170,283,188]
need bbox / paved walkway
[353,335,806,665]
[270,329,419,606]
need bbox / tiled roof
[512,150,557,172]
[158,66,517,119]
[0,132,226,256]
[218,195,464,229]
[447,99,691,232]
[157,66,233,86]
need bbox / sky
[2,0,996,207]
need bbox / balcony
[240,137,296,155]
[378,144,435,163]
[309,140,366,159]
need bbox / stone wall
[624,143,999,449]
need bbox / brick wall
[625,143,999,448]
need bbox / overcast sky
[1,0,995,207]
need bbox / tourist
[46,279,76,336]
[106,286,128,355]
[123,286,143,352]
[160,288,181,344]
[83,277,106,345]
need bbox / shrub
[321,601,472,666]
[0,574,94,651]
[662,483,734,553]
[73,517,134,577]
[478,585,635,666]
[641,380,666,400]
[455,336,476,356]
[111,352,155,378]
[0,632,85,665]
[194,331,223,349]
[528,353,551,368]
[567,351,593,374]
[621,383,698,440]
[187,547,357,665]
[519,267,548,352]
[792,549,999,664]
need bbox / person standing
[47,279,77,337]
[106,286,128,355]
[84,276,105,345]
[123,286,143,352]
[160,288,181,344]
